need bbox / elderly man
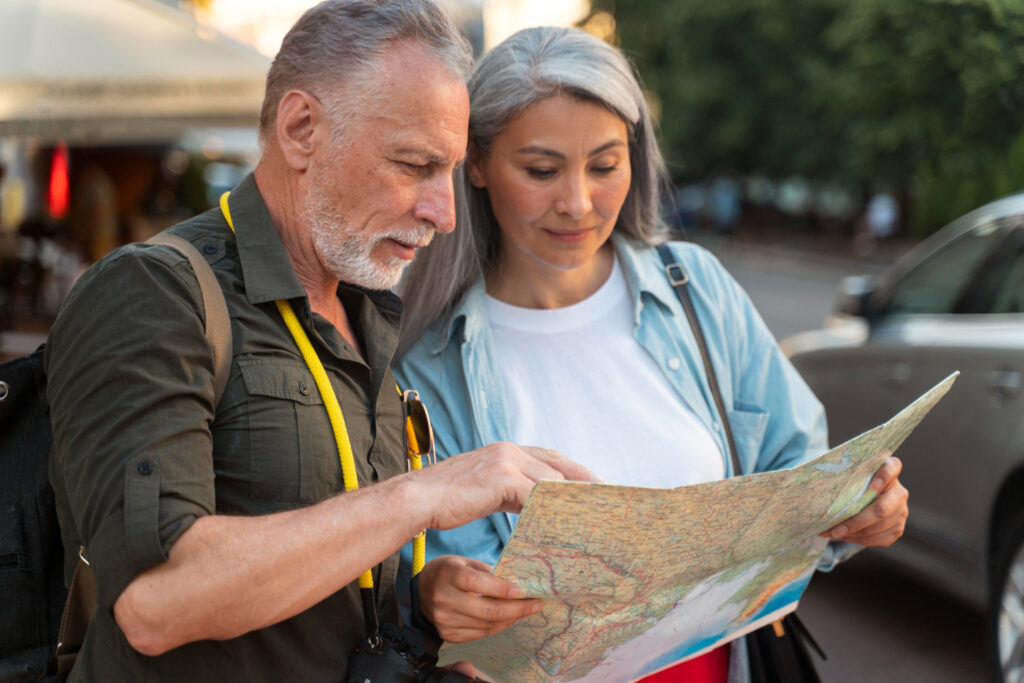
[44,1,592,679]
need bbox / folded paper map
[440,373,958,681]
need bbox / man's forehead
[362,44,469,162]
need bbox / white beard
[303,163,433,290]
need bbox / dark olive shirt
[45,174,407,681]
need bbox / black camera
[346,622,482,683]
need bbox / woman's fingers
[418,555,542,643]
[827,457,908,547]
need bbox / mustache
[386,224,435,249]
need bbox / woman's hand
[822,455,909,546]
[417,555,542,643]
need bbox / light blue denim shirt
[395,235,856,679]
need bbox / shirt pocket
[238,357,336,503]
[726,405,770,475]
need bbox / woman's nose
[554,175,593,220]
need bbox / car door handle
[883,363,911,390]
[988,370,1022,401]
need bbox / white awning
[0,0,270,144]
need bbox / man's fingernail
[531,601,542,614]
[871,477,884,490]
[509,586,524,599]
[832,525,848,538]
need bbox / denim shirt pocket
[238,357,334,503]
[725,405,770,476]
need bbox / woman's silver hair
[259,0,472,144]
[398,26,671,356]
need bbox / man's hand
[418,555,541,643]
[822,455,908,546]
[112,443,594,655]
[411,443,600,531]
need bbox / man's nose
[413,173,457,234]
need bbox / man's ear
[274,90,324,172]
[466,139,487,188]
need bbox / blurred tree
[606,0,848,179]
[590,0,1024,235]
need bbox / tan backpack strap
[55,235,233,670]
[146,232,232,403]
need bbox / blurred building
[0,0,269,356]
[0,0,593,357]
[193,0,590,58]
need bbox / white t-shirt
[486,255,724,489]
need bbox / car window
[883,220,1006,315]
[986,228,1024,314]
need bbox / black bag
[0,346,65,683]
[0,233,233,681]
[657,245,826,682]
[747,613,824,683]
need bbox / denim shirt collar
[436,232,682,352]
[609,232,684,327]
[436,278,490,354]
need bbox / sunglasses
[402,390,436,471]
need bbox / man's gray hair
[259,0,473,143]
[398,26,671,356]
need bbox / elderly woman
[398,26,908,682]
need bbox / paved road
[697,234,989,683]
[692,233,887,340]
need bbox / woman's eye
[592,165,618,176]
[526,168,556,179]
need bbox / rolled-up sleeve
[46,245,219,609]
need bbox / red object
[48,141,70,219]
[637,645,729,683]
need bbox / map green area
[440,373,958,682]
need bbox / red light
[48,141,69,219]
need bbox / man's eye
[526,168,556,179]
[400,161,429,174]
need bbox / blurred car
[782,192,1024,683]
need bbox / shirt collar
[433,233,681,352]
[610,232,681,325]
[434,278,488,354]
[226,173,403,314]
[226,173,308,306]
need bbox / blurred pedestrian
[853,191,899,256]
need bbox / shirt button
[667,357,681,370]
[202,243,218,255]
[137,461,154,476]
[713,422,722,432]
[298,382,311,396]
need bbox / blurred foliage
[589,0,1024,236]
[179,155,213,215]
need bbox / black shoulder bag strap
[656,244,741,475]
[656,244,825,683]
[55,233,233,673]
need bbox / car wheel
[993,516,1024,683]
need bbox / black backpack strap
[656,244,742,476]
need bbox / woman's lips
[542,227,594,243]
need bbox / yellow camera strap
[217,192,427,598]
